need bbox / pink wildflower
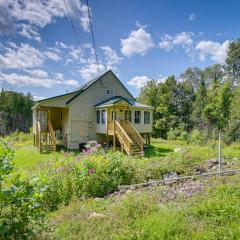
[88,168,94,174]
[75,156,81,161]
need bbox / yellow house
[32,70,154,155]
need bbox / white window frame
[144,111,150,124]
[134,110,141,124]
[96,110,101,124]
[101,109,106,124]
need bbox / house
[32,70,154,155]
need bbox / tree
[224,39,240,87]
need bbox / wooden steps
[115,120,144,156]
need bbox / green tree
[224,39,240,87]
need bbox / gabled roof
[94,96,154,109]
[33,70,135,109]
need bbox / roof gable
[66,70,134,105]
[34,70,135,108]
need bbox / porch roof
[94,96,154,109]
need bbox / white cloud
[24,69,48,78]
[0,43,62,69]
[18,24,41,42]
[121,27,154,57]
[127,75,152,89]
[79,63,107,81]
[43,50,61,62]
[0,70,79,88]
[0,43,44,69]
[0,0,15,35]
[0,0,90,36]
[159,32,193,51]
[33,95,45,101]
[188,13,196,21]
[101,46,122,65]
[195,40,230,63]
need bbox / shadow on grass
[144,145,174,158]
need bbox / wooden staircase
[115,120,144,156]
[37,120,56,153]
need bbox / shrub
[0,140,46,240]
[40,151,141,210]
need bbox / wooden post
[218,131,222,175]
[113,106,116,151]
[106,108,109,149]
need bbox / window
[106,89,114,95]
[125,110,131,122]
[60,112,63,120]
[96,110,100,124]
[101,109,106,124]
[144,111,150,124]
[134,111,141,124]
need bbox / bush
[40,150,141,210]
[0,140,46,239]
[167,128,188,141]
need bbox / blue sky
[0,0,239,100]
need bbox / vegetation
[1,133,240,239]
[138,39,240,144]
[0,90,34,136]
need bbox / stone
[206,158,219,169]
[174,147,183,153]
[126,190,132,194]
[88,212,106,219]
[94,197,104,202]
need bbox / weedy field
[1,132,240,239]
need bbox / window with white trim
[134,111,141,124]
[144,111,150,124]
[101,109,106,124]
[106,89,114,95]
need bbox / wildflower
[88,168,94,174]
[76,156,81,161]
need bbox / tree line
[0,90,34,135]
[137,39,240,144]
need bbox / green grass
[42,175,240,240]
[2,133,240,239]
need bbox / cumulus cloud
[0,71,79,88]
[0,0,90,37]
[159,32,193,52]
[0,43,44,69]
[127,75,152,89]
[0,43,61,69]
[195,40,230,63]
[121,27,154,57]
[79,63,107,81]
[101,46,122,65]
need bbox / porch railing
[115,120,133,155]
[122,120,144,152]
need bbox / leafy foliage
[138,40,240,143]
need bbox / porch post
[113,106,116,151]
[106,108,109,149]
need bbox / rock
[88,212,106,220]
[206,158,219,169]
[163,172,178,180]
[194,166,206,175]
[174,148,183,153]
[94,197,104,202]
[126,190,132,194]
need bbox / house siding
[68,72,134,149]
